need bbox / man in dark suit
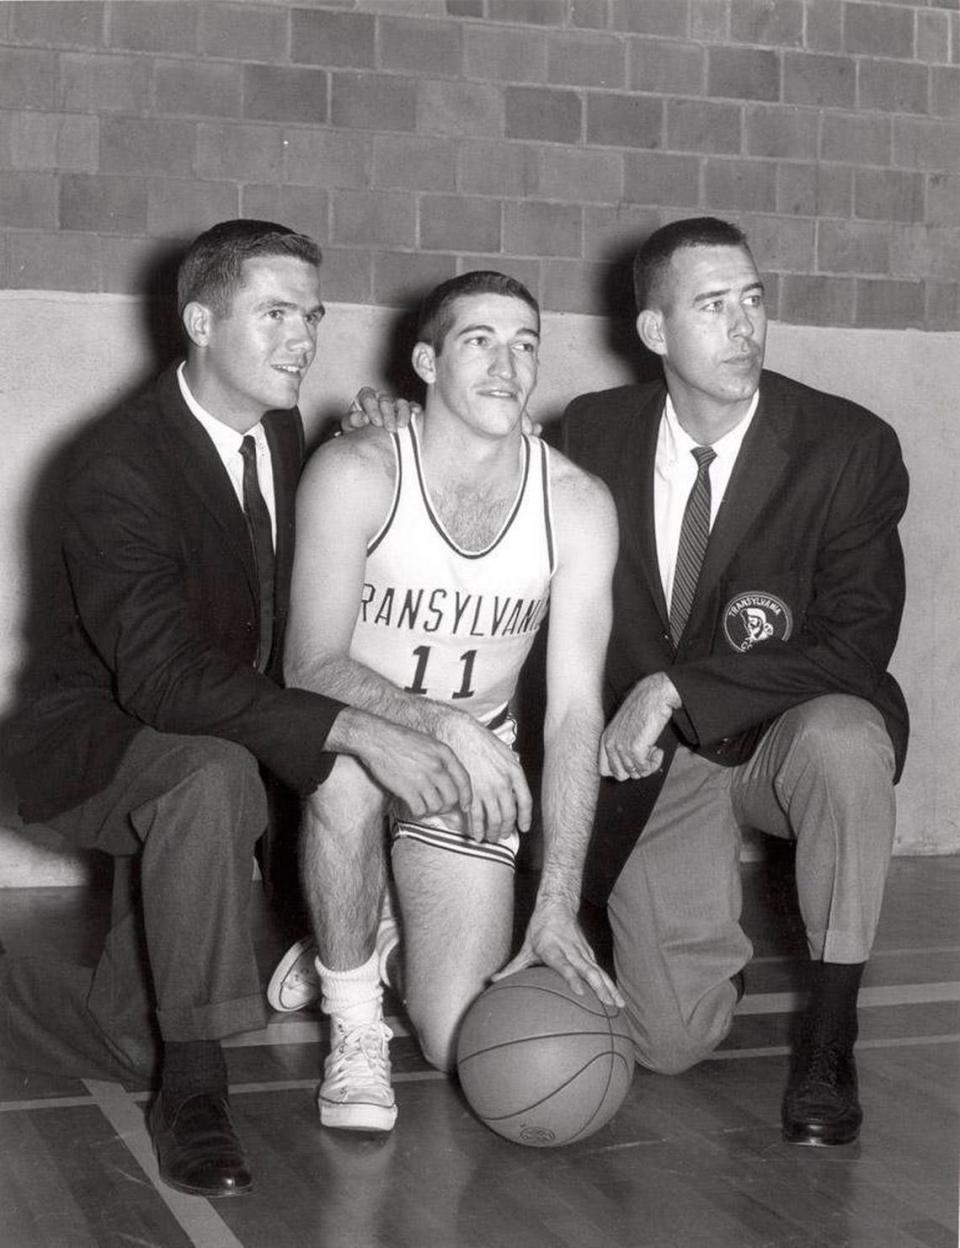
[564,217,908,1146]
[1,220,470,1197]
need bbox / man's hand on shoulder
[325,706,472,819]
[341,387,421,434]
[600,672,681,781]
[341,385,542,437]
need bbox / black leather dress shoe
[781,1039,862,1146]
[149,1091,253,1197]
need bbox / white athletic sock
[316,951,383,1039]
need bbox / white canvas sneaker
[266,937,319,1013]
[319,1020,398,1132]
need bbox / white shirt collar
[176,364,266,453]
[661,389,760,464]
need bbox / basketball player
[274,271,621,1131]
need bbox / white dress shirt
[654,390,759,612]
[177,364,277,547]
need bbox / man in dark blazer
[1,220,470,1197]
[564,217,908,1147]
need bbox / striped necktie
[239,435,275,672]
[669,445,716,646]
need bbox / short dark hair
[177,219,322,317]
[633,217,752,312]
[416,270,540,355]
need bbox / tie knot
[240,434,257,464]
[691,445,716,471]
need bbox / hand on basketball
[437,711,533,844]
[329,708,472,818]
[341,387,421,434]
[599,672,681,781]
[494,899,624,1009]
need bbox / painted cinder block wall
[1,0,958,321]
[1,0,958,883]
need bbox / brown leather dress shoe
[149,1091,253,1197]
[781,1039,862,1146]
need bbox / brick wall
[0,0,958,328]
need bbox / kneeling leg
[392,837,514,1073]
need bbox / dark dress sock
[162,1040,228,1096]
[805,961,865,1044]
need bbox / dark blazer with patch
[9,365,345,824]
[563,369,909,902]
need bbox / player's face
[417,293,540,440]
[188,255,324,431]
[640,245,766,422]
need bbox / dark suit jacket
[9,365,345,824]
[564,369,909,902]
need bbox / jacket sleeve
[670,418,908,747]
[562,394,599,463]
[62,446,345,795]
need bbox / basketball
[456,965,634,1147]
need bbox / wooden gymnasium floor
[0,850,957,1248]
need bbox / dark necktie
[669,445,717,646]
[239,435,275,671]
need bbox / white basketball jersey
[351,418,556,724]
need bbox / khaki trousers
[607,695,896,1075]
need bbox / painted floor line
[229,982,960,1039]
[218,1069,448,1097]
[0,1094,97,1113]
[224,1015,411,1047]
[739,981,960,1015]
[711,1032,960,1061]
[750,945,960,965]
[2,986,955,1118]
[2,1032,956,1115]
[84,1078,244,1248]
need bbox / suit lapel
[692,376,792,614]
[620,386,669,628]
[263,407,304,634]
[155,367,258,594]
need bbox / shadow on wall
[0,241,189,775]
[310,300,426,452]
[597,235,663,389]
[323,241,665,443]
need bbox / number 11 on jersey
[404,645,477,700]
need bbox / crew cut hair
[177,219,322,318]
[416,271,540,355]
[633,217,752,313]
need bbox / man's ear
[636,308,666,357]
[411,341,437,386]
[182,301,213,348]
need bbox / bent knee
[634,1038,714,1076]
[147,736,266,848]
[185,737,264,812]
[412,1013,459,1075]
[303,754,386,832]
[406,990,476,1075]
[786,695,894,776]
[624,994,735,1076]
[186,735,259,783]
